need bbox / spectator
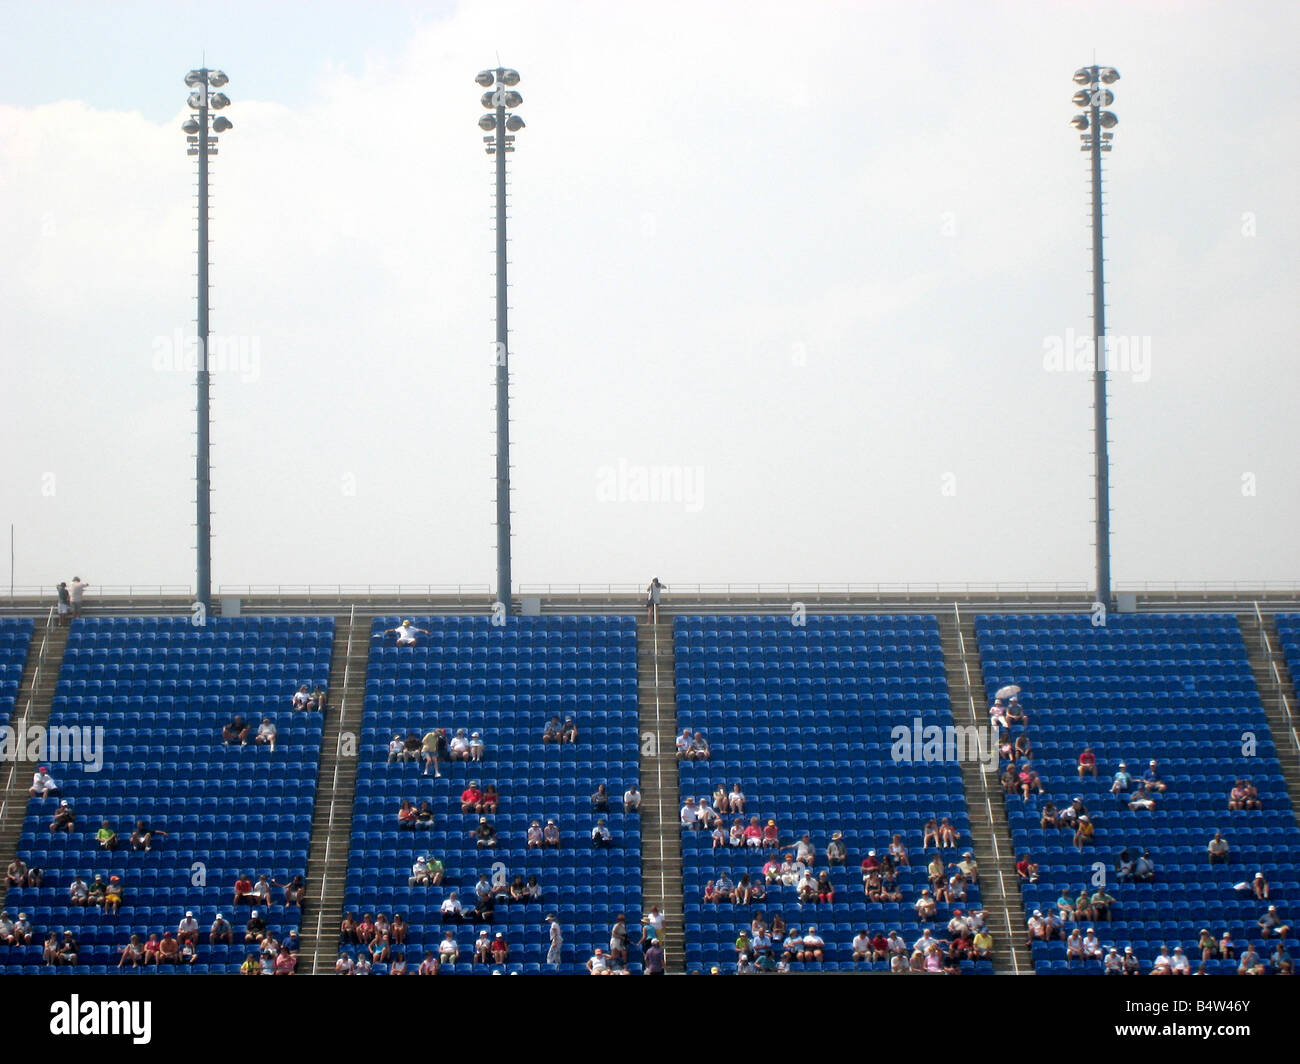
[386,734,404,763]
[440,892,463,923]
[274,945,297,974]
[473,817,498,848]
[158,932,181,965]
[591,818,612,848]
[1090,886,1117,922]
[381,620,430,647]
[679,797,699,830]
[29,766,59,798]
[1077,746,1098,777]
[481,784,499,814]
[130,819,168,851]
[609,915,629,966]
[889,833,910,867]
[973,927,994,960]
[490,931,509,966]
[922,817,940,849]
[1170,946,1191,975]
[799,926,826,963]
[624,783,642,814]
[1073,815,1095,850]
[989,699,1010,730]
[1127,783,1157,811]
[352,953,373,975]
[543,819,561,848]
[400,731,422,765]
[449,728,471,762]
[251,874,274,907]
[310,685,328,712]
[96,820,118,851]
[763,821,782,850]
[696,797,719,831]
[211,913,233,945]
[915,889,938,923]
[826,831,847,867]
[1238,944,1265,976]
[56,581,71,625]
[178,911,200,946]
[1081,928,1102,961]
[117,934,145,969]
[5,857,28,888]
[1132,850,1156,883]
[957,850,979,884]
[560,717,578,744]
[418,951,440,975]
[644,937,665,975]
[527,820,544,848]
[232,873,257,907]
[461,781,484,813]
[1258,905,1291,938]
[542,716,563,744]
[728,783,746,814]
[587,947,610,974]
[938,817,960,848]
[69,576,88,618]
[473,928,492,964]
[292,684,313,711]
[67,874,90,907]
[1240,779,1261,811]
[49,800,76,834]
[1110,762,1132,795]
[546,914,564,968]
[244,910,267,944]
[690,731,710,760]
[469,732,486,762]
[390,914,408,946]
[254,717,277,752]
[1207,830,1230,865]
[1252,872,1270,900]
[1142,760,1167,793]
[104,875,123,915]
[222,715,250,745]
[646,577,667,621]
[507,874,528,903]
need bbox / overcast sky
[1,1,1296,596]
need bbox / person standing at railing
[69,576,88,618]
[56,582,71,626]
[646,577,667,622]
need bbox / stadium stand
[342,615,642,974]
[1,616,332,973]
[1273,615,1300,708]
[0,618,35,733]
[674,614,991,973]
[977,612,1300,974]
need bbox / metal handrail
[1254,601,1300,763]
[0,607,56,829]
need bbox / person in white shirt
[680,797,698,829]
[675,729,692,758]
[624,785,642,814]
[438,931,459,963]
[440,893,463,922]
[913,929,936,953]
[1104,947,1123,974]
[335,952,354,975]
[469,732,485,761]
[255,718,277,752]
[587,948,609,974]
[29,767,59,798]
[409,857,430,887]
[1170,946,1191,974]
[851,930,873,961]
[728,784,746,814]
[645,577,666,621]
[387,735,404,764]
[546,915,563,967]
[1082,929,1102,959]
[69,577,88,617]
[449,729,471,761]
[381,620,429,647]
[291,685,312,710]
[1150,946,1173,974]
[800,928,825,962]
[353,953,372,974]
[591,819,612,848]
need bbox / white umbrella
[995,684,1022,701]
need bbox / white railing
[312,604,356,975]
[1254,602,1300,764]
[0,608,56,830]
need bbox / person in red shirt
[461,782,484,813]
[762,820,780,848]
[490,932,509,964]
[869,931,889,959]
[1077,746,1098,778]
[142,934,161,966]
[232,874,256,907]
[397,799,418,830]
[743,818,763,848]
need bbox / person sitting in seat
[560,717,578,744]
[690,731,710,760]
[480,784,499,813]
[29,766,59,798]
[1040,801,1060,830]
[469,731,485,762]
[543,819,561,849]
[1110,762,1132,795]
[50,801,76,834]
[542,716,563,744]
[473,817,499,848]
[591,818,612,848]
[461,781,484,814]
[1127,783,1157,811]
[527,820,543,848]
[449,729,472,762]
[211,913,234,945]
[1142,760,1167,794]
[826,831,847,867]
[938,817,960,848]
[67,874,90,907]
[232,873,257,907]
[922,817,940,849]
[222,715,250,745]
[244,910,267,944]
[1073,815,1095,850]
[624,784,642,814]
[96,820,118,851]
[130,819,168,851]
[292,685,313,711]
[397,799,418,830]
[1077,746,1098,777]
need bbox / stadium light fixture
[183,67,234,612]
[1071,65,1120,609]
[478,66,525,616]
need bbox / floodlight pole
[196,75,212,613]
[493,71,512,616]
[1088,78,1111,609]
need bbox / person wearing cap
[0,911,18,946]
[56,580,71,624]
[210,913,233,945]
[381,620,429,647]
[449,728,471,762]
[254,716,278,752]
[291,684,312,711]
[490,931,509,965]
[49,800,76,834]
[473,927,493,964]
[1118,945,1139,975]
[244,910,267,943]
[587,947,609,974]
[591,818,612,848]
[1103,946,1123,974]
[29,766,59,798]
[1081,928,1102,960]
[461,780,484,813]
[157,931,181,965]
[67,873,89,907]
[1142,759,1167,793]
[177,910,199,945]
[473,816,498,848]
[1072,814,1095,850]
[1132,850,1156,883]
[973,926,994,960]
[1170,946,1191,975]
[542,819,561,848]
[1252,871,1270,900]
[1127,781,1157,811]
[1109,761,1132,795]
[469,731,485,762]
[386,733,404,764]
[57,930,80,966]
[545,914,564,967]
[560,716,578,744]
[1024,910,1048,948]
[1258,904,1291,938]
